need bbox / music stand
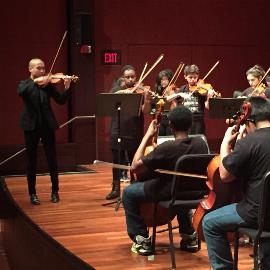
[96,93,143,209]
[209,97,246,119]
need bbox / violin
[193,101,251,240]
[251,83,266,97]
[35,73,79,86]
[189,79,221,97]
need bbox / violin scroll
[227,101,252,127]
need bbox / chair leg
[233,231,240,270]
[197,237,201,251]
[168,218,176,270]
[253,240,259,270]
[151,203,158,254]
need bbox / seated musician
[202,96,270,270]
[241,65,270,98]
[175,64,216,135]
[122,105,209,256]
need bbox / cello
[139,98,171,226]
[193,101,251,239]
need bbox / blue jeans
[122,182,195,241]
[202,203,270,270]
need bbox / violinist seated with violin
[106,65,152,200]
[202,96,270,270]
[17,58,72,205]
[168,64,218,135]
[122,105,209,256]
[240,64,270,99]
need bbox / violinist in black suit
[17,58,72,205]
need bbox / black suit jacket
[17,79,69,131]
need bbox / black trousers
[24,126,59,195]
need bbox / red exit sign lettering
[101,50,121,65]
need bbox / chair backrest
[259,171,270,233]
[188,134,211,154]
[158,134,211,154]
[170,154,217,201]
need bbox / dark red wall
[0,1,68,145]
[94,0,270,158]
[1,0,270,171]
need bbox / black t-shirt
[141,136,209,201]
[177,84,206,116]
[223,127,270,226]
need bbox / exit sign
[101,50,121,65]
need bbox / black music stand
[209,97,246,119]
[96,93,143,209]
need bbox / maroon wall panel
[0,1,68,145]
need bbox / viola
[193,101,251,240]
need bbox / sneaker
[180,232,199,252]
[120,175,130,183]
[131,235,153,256]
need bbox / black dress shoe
[105,190,120,200]
[30,194,40,205]
[51,192,60,203]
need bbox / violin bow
[139,62,148,82]
[173,62,185,85]
[92,160,207,179]
[162,62,184,98]
[132,54,164,93]
[202,60,220,81]
[47,30,68,75]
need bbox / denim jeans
[122,182,195,241]
[202,203,270,270]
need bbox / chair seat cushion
[238,227,270,239]
[158,199,202,210]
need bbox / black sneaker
[131,235,153,256]
[180,232,199,252]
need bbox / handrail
[0,115,95,167]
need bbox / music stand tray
[209,98,246,119]
[96,93,143,117]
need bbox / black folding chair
[233,171,270,270]
[151,153,216,270]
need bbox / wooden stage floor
[4,166,253,270]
